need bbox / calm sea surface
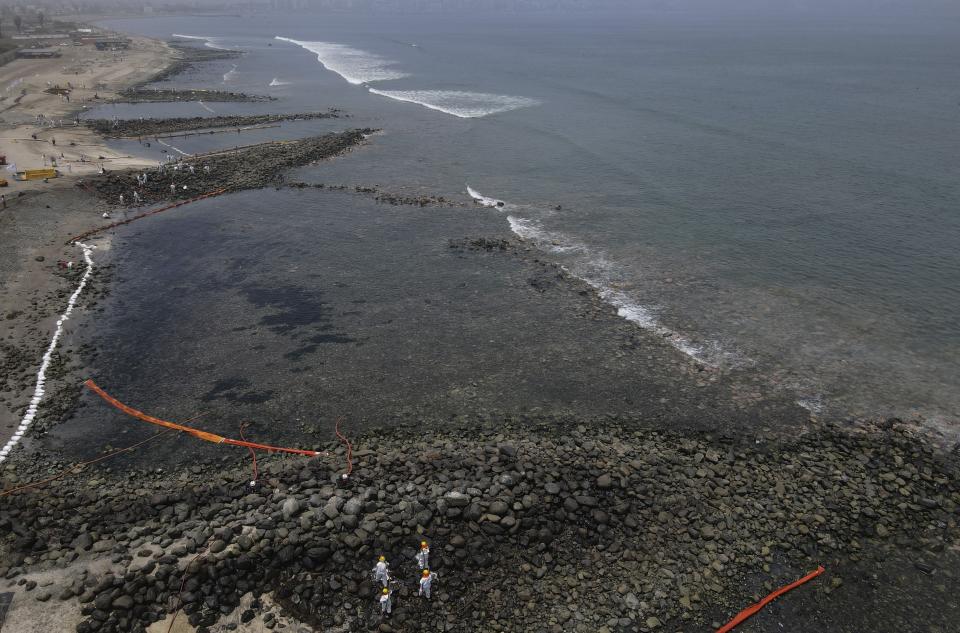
[95,12,960,425]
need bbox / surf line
[198,100,216,114]
[483,193,734,369]
[0,242,96,463]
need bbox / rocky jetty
[84,111,343,138]
[147,42,244,84]
[0,419,957,632]
[113,88,274,104]
[85,130,376,207]
[108,38,267,104]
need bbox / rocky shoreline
[1,21,958,633]
[4,121,957,633]
[84,111,344,138]
[1,417,957,633]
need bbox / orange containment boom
[84,379,319,456]
[716,565,825,633]
[68,188,228,244]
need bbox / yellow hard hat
[382,588,389,594]
[421,541,428,547]
[378,555,385,561]
[422,569,430,576]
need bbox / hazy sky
[12,0,958,18]
[295,0,959,15]
[284,0,958,14]
[39,0,959,16]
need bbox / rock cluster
[84,111,343,138]
[285,181,463,208]
[1,420,957,632]
[449,237,513,252]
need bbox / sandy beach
[0,32,170,193]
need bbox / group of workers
[373,541,438,617]
[113,159,214,208]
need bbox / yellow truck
[13,168,58,181]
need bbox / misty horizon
[5,0,960,19]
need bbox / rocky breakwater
[113,87,274,104]
[86,129,376,207]
[1,419,957,632]
[85,111,343,138]
[148,41,244,85]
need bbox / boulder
[281,498,300,520]
[342,497,363,516]
[444,491,470,508]
[488,501,510,517]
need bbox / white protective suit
[419,572,437,599]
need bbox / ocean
[87,11,959,430]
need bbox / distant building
[16,48,63,59]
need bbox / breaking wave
[276,36,538,118]
[503,212,740,368]
[368,89,539,118]
[223,64,238,82]
[274,37,408,85]
[171,33,234,51]
[466,185,505,208]
[269,77,290,87]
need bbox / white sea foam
[269,77,290,87]
[171,33,233,50]
[796,395,825,414]
[0,242,95,463]
[275,37,408,85]
[506,215,586,255]
[223,64,238,82]
[198,100,216,114]
[368,89,539,118]
[275,36,537,118]
[157,138,190,156]
[467,186,505,208]
[504,212,739,368]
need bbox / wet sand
[0,182,115,455]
